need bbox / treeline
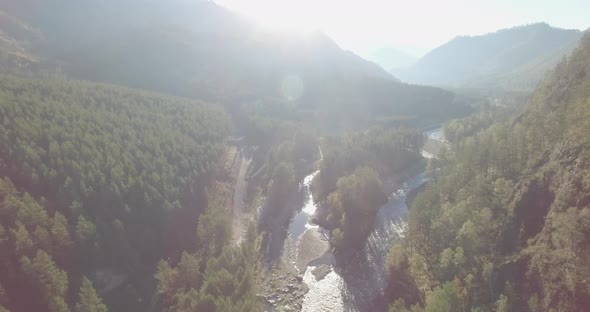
[1,2,472,135]
[386,33,590,312]
[0,75,233,311]
[0,177,107,312]
[238,97,319,177]
[299,76,471,132]
[312,127,424,252]
[443,103,515,145]
[154,192,261,312]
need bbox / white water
[425,128,447,143]
[301,270,345,312]
[287,171,320,244]
[301,171,319,218]
[285,129,444,312]
[294,173,428,312]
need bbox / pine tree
[75,277,107,312]
[50,211,73,257]
[425,283,462,312]
[177,252,201,290]
[20,250,69,312]
[154,260,179,307]
[11,222,33,256]
[76,215,96,242]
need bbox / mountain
[1,0,392,96]
[0,0,470,130]
[393,23,582,92]
[0,3,473,311]
[386,32,590,311]
[362,46,418,73]
[0,10,44,72]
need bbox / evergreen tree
[425,283,462,312]
[75,277,107,312]
[11,223,33,256]
[20,250,69,312]
[385,33,590,312]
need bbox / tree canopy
[0,75,230,311]
[386,33,590,312]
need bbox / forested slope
[386,33,590,312]
[312,127,424,252]
[0,75,260,311]
[0,1,471,131]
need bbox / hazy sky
[214,0,590,57]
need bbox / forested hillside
[0,3,467,309]
[0,1,470,131]
[0,75,261,311]
[386,33,590,312]
[312,128,424,252]
[394,23,582,92]
[4,1,584,312]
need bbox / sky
[214,0,590,57]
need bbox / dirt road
[232,154,252,244]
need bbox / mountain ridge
[393,23,582,92]
[361,46,418,73]
[0,0,469,130]
[386,31,590,312]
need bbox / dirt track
[232,154,252,244]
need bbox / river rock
[311,264,331,281]
[296,228,330,271]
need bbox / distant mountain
[362,46,418,72]
[393,23,582,91]
[0,10,44,72]
[2,0,391,96]
[0,0,470,130]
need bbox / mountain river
[281,128,445,311]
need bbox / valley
[0,1,589,312]
[259,129,445,312]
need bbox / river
[280,128,445,312]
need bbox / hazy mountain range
[0,0,469,130]
[392,23,583,91]
[361,46,418,72]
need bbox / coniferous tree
[75,277,107,312]
[20,250,69,312]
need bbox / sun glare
[222,0,322,34]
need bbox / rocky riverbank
[296,228,332,271]
[260,264,308,311]
[261,224,335,311]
